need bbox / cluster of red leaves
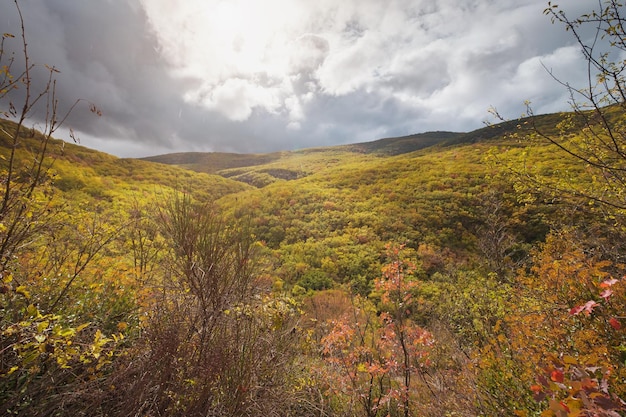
[320,244,434,416]
[531,360,625,417]
[569,277,623,330]
[530,275,625,416]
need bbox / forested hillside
[1,2,626,416]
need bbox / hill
[140,131,463,186]
[0,118,252,202]
[1,107,624,417]
[141,130,461,170]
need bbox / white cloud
[186,78,282,121]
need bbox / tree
[374,244,433,417]
[321,244,433,417]
[0,3,127,416]
[519,3,626,414]
[110,191,306,416]
[525,1,626,212]
[485,4,626,412]
[496,229,625,416]
[0,1,97,276]
[321,295,393,417]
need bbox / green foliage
[297,268,334,291]
[0,301,122,415]
[1,99,624,416]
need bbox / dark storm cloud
[0,0,597,157]
[0,1,189,151]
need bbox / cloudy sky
[0,0,594,157]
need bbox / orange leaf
[599,278,618,288]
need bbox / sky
[0,0,595,158]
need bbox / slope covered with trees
[1,1,625,416]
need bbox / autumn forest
[1,1,626,416]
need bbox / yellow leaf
[16,286,30,299]
[59,328,76,338]
[56,356,69,368]
[563,355,578,365]
[37,320,49,333]
[26,304,39,318]
[76,323,91,333]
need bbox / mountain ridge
[141,130,462,168]
[138,111,569,187]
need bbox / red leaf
[609,317,621,330]
[600,289,613,300]
[582,300,600,315]
[551,369,564,383]
[570,305,584,315]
